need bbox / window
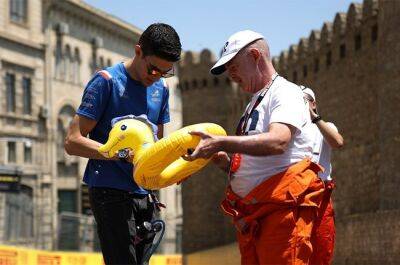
[340,44,346,59]
[65,45,72,82]
[5,186,34,240]
[55,39,63,79]
[57,162,78,177]
[314,58,319,73]
[24,141,32,163]
[58,190,77,213]
[355,34,362,51]
[326,51,332,67]
[6,73,16,113]
[9,0,27,24]
[22,77,31,114]
[74,48,81,84]
[371,24,378,43]
[7,142,16,163]
[57,119,66,160]
[98,57,104,69]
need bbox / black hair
[138,23,182,62]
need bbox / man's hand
[183,131,222,161]
[308,102,319,119]
[212,151,230,172]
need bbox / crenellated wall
[180,0,400,264]
[276,0,400,264]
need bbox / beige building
[0,0,183,252]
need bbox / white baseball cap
[300,85,316,101]
[210,30,264,75]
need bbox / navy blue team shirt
[77,63,170,194]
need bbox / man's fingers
[182,154,194,161]
[189,131,208,138]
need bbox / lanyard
[235,73,279,136]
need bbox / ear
[135,45,142,57]
[249,48,261,62]
[311,101,317,109]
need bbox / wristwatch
[312,115,322,124]
[118,149,129,162]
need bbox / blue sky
[84,0,361,57]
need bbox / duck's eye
[121,125,127,131]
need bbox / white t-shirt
[310,122,338,181]
[231,75,314,197]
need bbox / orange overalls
[310,181,335,265]
[221,158,325,265]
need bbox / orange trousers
[310,182,335,265]
[221,159,325,265]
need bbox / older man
[185,30,324,265]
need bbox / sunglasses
[143,56,174,78]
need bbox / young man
[184,30,324,265]
[302,87,344,265]
[64,23,181,265]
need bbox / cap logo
[223,42,229,53]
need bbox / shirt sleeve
[158,87,170,124]
[269,85,307,130]
[76,74,111,121]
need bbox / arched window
[65,45,72,82]
[55,39,63,79]
[99,56,105,69]
[57,105,75,160]
[74,48,81,84]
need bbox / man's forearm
[219,133,287,156]
[315,120,344,148]
[65,135,116,160]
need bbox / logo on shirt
[151,90,161,102]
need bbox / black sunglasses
[144,57,174,78]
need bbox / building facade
[179,0,400,264]
[0,0,183,252]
